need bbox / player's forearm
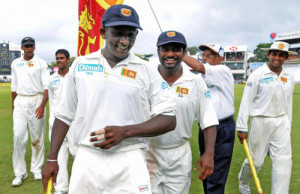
[11,92,17,108]
[39,89,49,108]
[183,55,205,74]
[203,126,217,155]
[47,118,70,160]
[124,115,176,138]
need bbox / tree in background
[186,46,199,55]
[50,56,76,67]
[251,43,272,62]
[135,53,154,61]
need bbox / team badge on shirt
[281,77,287,82]
[121,68,137,79]
[176,86,189,95]
[28,63,34,67]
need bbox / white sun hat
[261,41,298,55]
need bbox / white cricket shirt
[151,67,219,148]
[54,50,176,152]
[236,63,295,132]
[11,55,49,95]
[202,63,234,120]
[48,71,66,126]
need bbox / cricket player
[11,37,49,186]
[146,31,218,194]
[48,49,77,194]
[42,4,176,194]
[237,41,296,194]
[183,43,235,193]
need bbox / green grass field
[0,84,299,194]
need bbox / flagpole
[147,0,163,33]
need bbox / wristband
[47,159,58,162]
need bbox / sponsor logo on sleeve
[206,84,215,89]
[161,81,169,90]
[121,68,137,79]
[138,185,149,192]
[260,76,273,84]
[246,81,252,87]
[176,86,189,95]
[205,90,211,99]
[78,63,103,75]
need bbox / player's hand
[89,126,128,149]
[238,131,248,144]
[42,161,59,193]
[35,105,44,119]
[194,152,214,181]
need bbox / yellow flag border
[95,0,125,48]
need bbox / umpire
[184,43,235,193]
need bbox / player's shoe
[33,173,42,180]
[239,180,251,194]
[12,173,27,187]
[54,191,68,194]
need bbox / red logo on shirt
[28,63,34,67]
[138,185,149,192]
[176,86,189,95]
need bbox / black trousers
[198,116,235,194]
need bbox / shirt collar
[173,65,194,85]
[262,63,288,76]
[21,55,37,62]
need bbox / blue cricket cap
[102,4,142,30]
[22,37,35,46]
[157,31,187,49]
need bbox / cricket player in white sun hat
[146,30,218,194]
[236,41,297,194]
[42,4,176,194]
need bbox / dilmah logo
[138,185,149,192]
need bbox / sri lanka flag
[77,0,124,56]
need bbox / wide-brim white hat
[199,43,224,57]
[261,41,298,55]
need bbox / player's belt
[18,93,43,97]
[219,115,234,124]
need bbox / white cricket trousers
[49,124,78,193]
[146,141,192,194]
[69,146,152,194]
[238,115,292,194]
[12,94,45,177]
